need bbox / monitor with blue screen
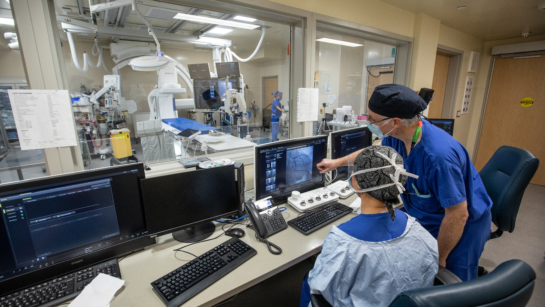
[427,118,455,136]
[330,127,372,181]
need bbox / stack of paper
[68,274,125,307]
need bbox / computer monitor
[0,164,154,295]
[427,118,455,136]
[140,166,239,242]
[188,63,211,80]
[254,136,328,202]
[193,78,238,109]
[330,127,373,181]
[215,62,240,78]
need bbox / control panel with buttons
[325,180,354,199]
[287,188,340,212]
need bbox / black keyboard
[288,202,352,235]
[151,237,257,307]
[0,259,120,307]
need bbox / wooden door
[475,56,545,186]
[262,77,278,127]
[429,52,450,118]
[367,67,394,102]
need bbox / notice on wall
[297,88,319,122]
[8,90,77,150]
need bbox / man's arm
[276,106,285,112]
[437,201,469,267]
[316,148,365,173]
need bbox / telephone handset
[245,199,286,255]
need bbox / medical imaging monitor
[427,118,455,136]
[330,126,372,181]
[188,63,211,80]
[255,136,328,202]
[193,78,239,109]
[215,62,240,78]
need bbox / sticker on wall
[461,76,474,114]
[328,95,336,106]
[325,82,332,93]
[521,97,534,107]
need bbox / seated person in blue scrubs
[317,84,493,281]
[301,146,439,307]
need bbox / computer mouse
[225,228,245,238]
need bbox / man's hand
[317,159,340,174]
[437,201,469,266]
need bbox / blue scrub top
[382,120,492,236]
[271,99,282,118]
[338,209,407,242]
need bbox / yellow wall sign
[521,98,534,107]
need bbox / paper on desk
[349,197,361,214]
[68,273,124,307]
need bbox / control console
[287,188,339,213]
[326,180,354,199]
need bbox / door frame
[472,51,545,161]
[436,45,463,119]
[262,75,280,111]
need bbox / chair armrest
[434,265,462,285]
[310,294,333,307]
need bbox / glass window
[314,31,397,134]
[58,1,293,169]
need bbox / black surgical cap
[368,84,427,119]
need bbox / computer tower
[419,88,435,104]
[234,162,245,216]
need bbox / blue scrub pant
[300,273,311,307]
[271,116,280,142]
[438,209,492,281]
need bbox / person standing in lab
[338,81,361,112]
[317,84,492,281]
[271,91,286,142]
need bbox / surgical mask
[277,96,282,101]
[346,86,353,92]
[347,151,418,196]
[368,119,395,138]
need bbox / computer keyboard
[288,202,353,235]
[151,237,257,307]
[0,259,120,307]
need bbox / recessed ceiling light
[457,6,467,10]
[173,13,259,30]
[316,38,363,47]
[233,16,256,22]
[208,27,233,35]
[0,17,14,26]
[198,37,230,45]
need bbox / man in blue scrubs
[317,84,492,281]
[271,91,285,142]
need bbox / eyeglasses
[368,117,391,125]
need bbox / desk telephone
[245,198,286,254]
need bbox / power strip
[287,188,340,213]
[325,181,354,199]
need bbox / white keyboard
[287,188,340,213]
[326,180,354,199]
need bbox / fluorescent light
[316,38,363,47]
[208,27,232,35]
[0,18,14,26]
[233,15,256,22]
[198,37,230,45]
[173,13,259,30]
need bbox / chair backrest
[479,146,539,232]
[388,260,536,307]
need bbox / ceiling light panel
[173,13,259,30]
[0,17,14,26]
[316,38,363,47]
[233,16,256,22]
[207,27,233,34]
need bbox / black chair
[478,146,539,275]
[310,260,536,307]
[389,260,536,307]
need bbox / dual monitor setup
[188,62,241,110]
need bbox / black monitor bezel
[140,166,239,237]
[0,163,155,296]
[215,62,241,78]
[426,118,455,136]
[329,126,372,182]
[254,135,328,203]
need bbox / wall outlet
[468,51,480,73]
[461,76,474,114]
[457,110,461,117]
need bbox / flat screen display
[330,127,372,180]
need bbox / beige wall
[437,24,485,152]
[409,14,441,93]
[0,48,26,79]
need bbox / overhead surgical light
[129,55,169,71]
[173,13,259,30]
[208,27,233,35]
[8,41,18,50]
[4,32,16,40]
[316,38,363,47]
[0,18,14,26]
[233,16,256,22]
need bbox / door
[429,52,450,118]
[475,56,545,186]
[367,67,394,103]
[262,77,278,128]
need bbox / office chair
[310,260,536,307]
[478,146,539,275]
